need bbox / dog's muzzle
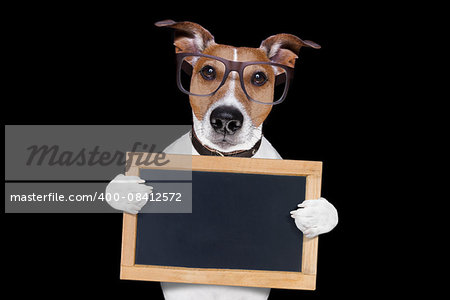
[210,106,243,135]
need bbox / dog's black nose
[210,106,244,135]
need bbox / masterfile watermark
[5,125,192,181]
[26,142,170,172]
[5,125,193,213]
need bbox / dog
[106,20,338,300]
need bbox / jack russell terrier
[106,20,338,300]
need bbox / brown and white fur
[106,20,338,300]
[156,20,321,154]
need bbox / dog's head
[156,20,320,152]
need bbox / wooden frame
[121,153,322,290]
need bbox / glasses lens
[243,64,288,104]
[179,55,226,96]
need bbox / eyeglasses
[176,53,294,105]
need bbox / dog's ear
[260,33,320,68]
[155,19,215,53]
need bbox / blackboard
[135,170,305,272]
[121,153,322,290]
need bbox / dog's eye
[251,72,268,86]
[200,65,216,80]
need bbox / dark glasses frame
[176,52,295,105]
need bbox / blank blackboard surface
[122,154,322,290]
[135,170,305,272]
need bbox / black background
[4,3,394,299]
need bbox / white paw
[105,174,153,214]
[290,197,338,238]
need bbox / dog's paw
[105,174,153,214]
[290,197,338,238]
